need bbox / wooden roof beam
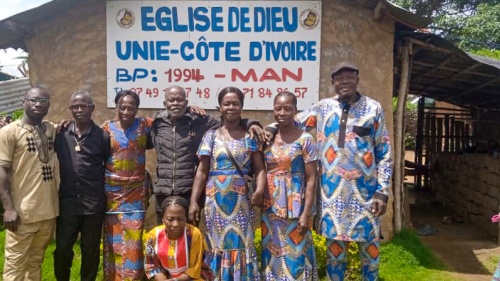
[474,93,500,106]
[417,63,482,94]
[413,61,497,78]
[412,54,454,82]
[407,37,455,54]
[447,76,500,102]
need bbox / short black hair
[274,91,297,108]
[217,86,244,107]
[114,90,140,107]
[160,196,189,218]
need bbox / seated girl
[144,196,210,281]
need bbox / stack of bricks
[431,153,500,240]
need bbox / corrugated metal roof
[0,0,430,50]
[395,31,500,109]
[0,71,16,82]
[0,78,30,114]
[0,0,82,50]
[351,0,431,29]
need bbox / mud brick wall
[23,0,396,236]
[432,153,500,240]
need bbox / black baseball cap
[331,61,359,79]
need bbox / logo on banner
[300,9,320,29]
[116,8,135,29]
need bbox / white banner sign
[106,1,322,110]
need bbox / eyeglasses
[69,104,93,110]
[118,105,137,112]
[25,97,50,105]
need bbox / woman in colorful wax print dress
[145,196,210,281]
[189,86,267,281]
[102,90,153,280]
[261,91,319,280]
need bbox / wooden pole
[450,116,456,152]
[444,114,450,152]
[436,118,443,152]
[394,43,411,233]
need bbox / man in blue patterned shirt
[269,61,393,280]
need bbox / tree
[390,0,500,53]
[15,55,28,77]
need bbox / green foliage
[254,228,328,277]
[0,227,453,281]
[0,109,23,120]
[390,0,500,54]
[346,242,362,281]
[11,109,23,120]
[469,49,500,60]
[392,98,418,150]
[312,229,327,276]
[392,97,417,112]
[405,133,417,149]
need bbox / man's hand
[189,106,206,116]
[3,209,20,232]
[188,203,200,226]
[248,125,266,143]
[371,198,387,217]
[57,119,72,133]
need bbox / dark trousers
[53,212,104,281]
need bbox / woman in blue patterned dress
[189,87,266,281]
[261,91,319,280]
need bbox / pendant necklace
[74,126,91,152]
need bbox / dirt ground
[410,192,500,281]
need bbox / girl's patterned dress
[261,132,319,280]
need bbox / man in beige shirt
[0,87,59,281]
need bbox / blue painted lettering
[211,7,223,31]
[116,68,149,82]
[141,6,155,31]
[248,41,316,61]
[115,41,171,61]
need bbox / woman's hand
[264,130,275,145]
[188,203,200,225]
[297,214,310,235]
[250,190,263,207]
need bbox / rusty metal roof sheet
[0,0,83,50]
[396,31,500,110]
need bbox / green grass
[0,227,455,281]
[379,229,453,281]
[487,255,500,273]
[0,226,104,280]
